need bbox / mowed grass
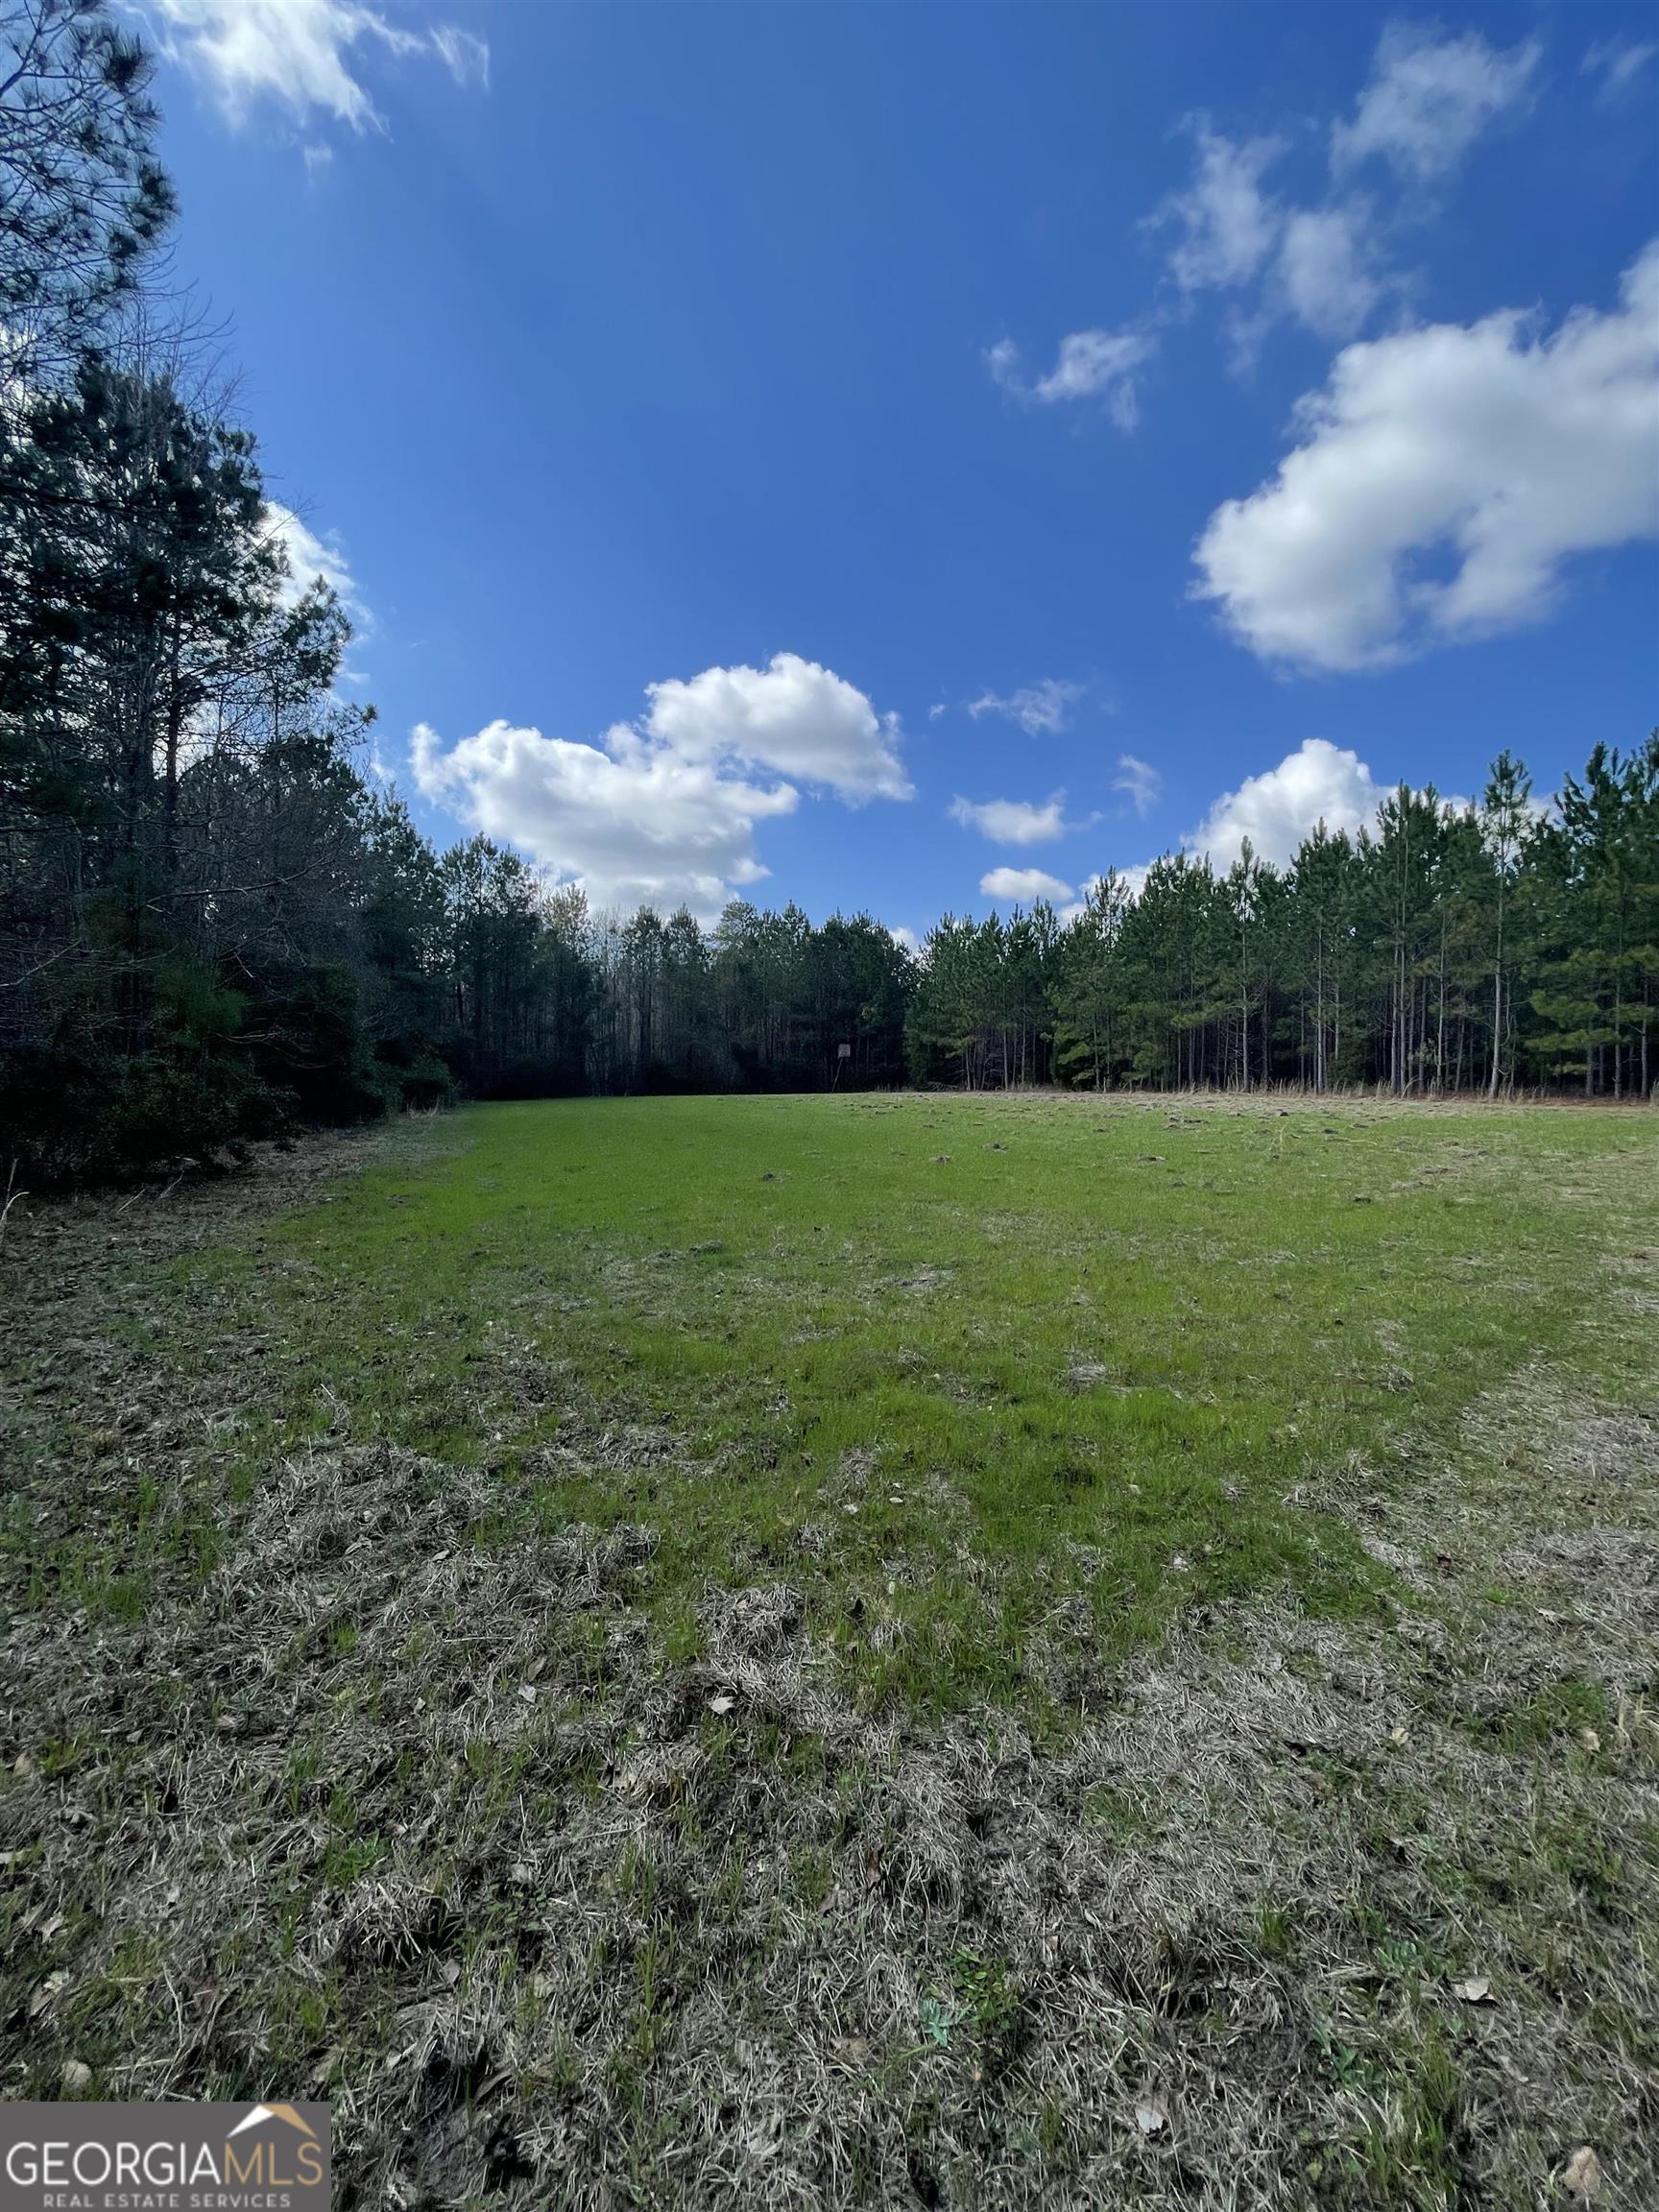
[135,1090,1655,1712]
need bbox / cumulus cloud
[950,793,1070,846]
[1112,755,1162,818]
[150,0,489,130]
[410,657,909,920]
[643,653,910,802]
[1068,741,1479,906]
[980,865,1074,904]
[1333,22,1540,181]
[263,501,368,626]
[1154,122,1284,293]
[1192,243,1659,671]
[412,719,791,921]
[967,678,1083,736]
[987,328,1155,428]
[1186,738,1383,870]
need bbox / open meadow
[3,1093,1657,2209]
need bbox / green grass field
[3,1094,1656,2208]
[156,1093,1649,1705]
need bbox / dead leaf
[28,1970,67,2018]
[707,1694,735,1716]
[1135,2102,1166,2136]
[1451,1976,1493,2004]
[1562,2146,1601,2198]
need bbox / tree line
[2,3,1653,1183]
[908,753,1657,1101]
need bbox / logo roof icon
[228,2105,319,2140]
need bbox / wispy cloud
[1332,22,1540,181]
[150,0,491,132]
[1582,36,1657,105]
[1112,755,1162,818]
[1152,118,1284,293]
[967,679,1083,736]
[986,328,1155,430]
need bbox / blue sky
[138,1,1657,934]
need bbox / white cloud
[410,657,909,920]
[967,678,1082,736]
[1583,36,1657,104]
[1112,755,1162,818]
[1155,123,1284,293]
[1152,123,1386,354]
[983,340,1019,387]
[643,652,910,802]
[980,865,1074,904]
[987,328,1155,428]
[889,924,921,954]
[1062,742,1480,910]
[429,23,490,89]
[411,719,794,921]
[149,0,489,130]
[1192,243,1659,671]
[1333,23,1540,181]
[950,793,1070,846]
[1276,204,1382,341]
[1121,31,1541,378]
[263,501,368,627]
[1186,738,1382,871]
